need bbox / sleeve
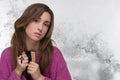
[44,77,51,80]
[44,48,72,80]
[0,49,22,80]
[55,49,72,80]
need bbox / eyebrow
[44,21,50,24]
[38,18,50,23]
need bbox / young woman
[0,3,71,80]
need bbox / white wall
[0,0,120,80]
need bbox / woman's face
[25,12,51,42]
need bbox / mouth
[34,32,41,37]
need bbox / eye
[33,19,39,22]
[44,22,50,27]
[44,23,49,27]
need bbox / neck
[26,39,40,51]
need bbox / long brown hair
[11,3,54,74]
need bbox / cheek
[26,22,35,30]
[25,26,33,36]
[41,29,48,39]
[25,24,35,32]
[43,27,48,34]
[25,27,30,34]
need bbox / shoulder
[52,46,63,59]
[0,47,12,59]
[51,46,66,63]
[50,47,69,73]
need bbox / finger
[21,52,27,57]
[17,56,22,63]
[23,57,28,60]
[18,55,28,64]
[27,66,34,70]
[28,64,34,68]
[27,67,34,74]
[27,70,33,74]
[18,55,24,63]
[22,59,29,63]
[29,61,37,65]
[24,63,29,66]
[21,55,28,61]
[29,62,38,68]
[21,54,27,58]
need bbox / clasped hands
[15,52,44,80]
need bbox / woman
[0,3,71,80]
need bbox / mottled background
[0,0,120,80]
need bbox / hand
[27,62,45,80]
[15,52,28,76]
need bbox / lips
[34,32,41,37]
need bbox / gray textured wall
[0,0,120,80]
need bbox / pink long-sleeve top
[0,47,71,80]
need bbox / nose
[38,22,43,32]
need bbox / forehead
[39,12,51,22]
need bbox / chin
[32,36,44,42]
[32,38,41,42]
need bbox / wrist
[15,68,22,77]
[36,74,45,80]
